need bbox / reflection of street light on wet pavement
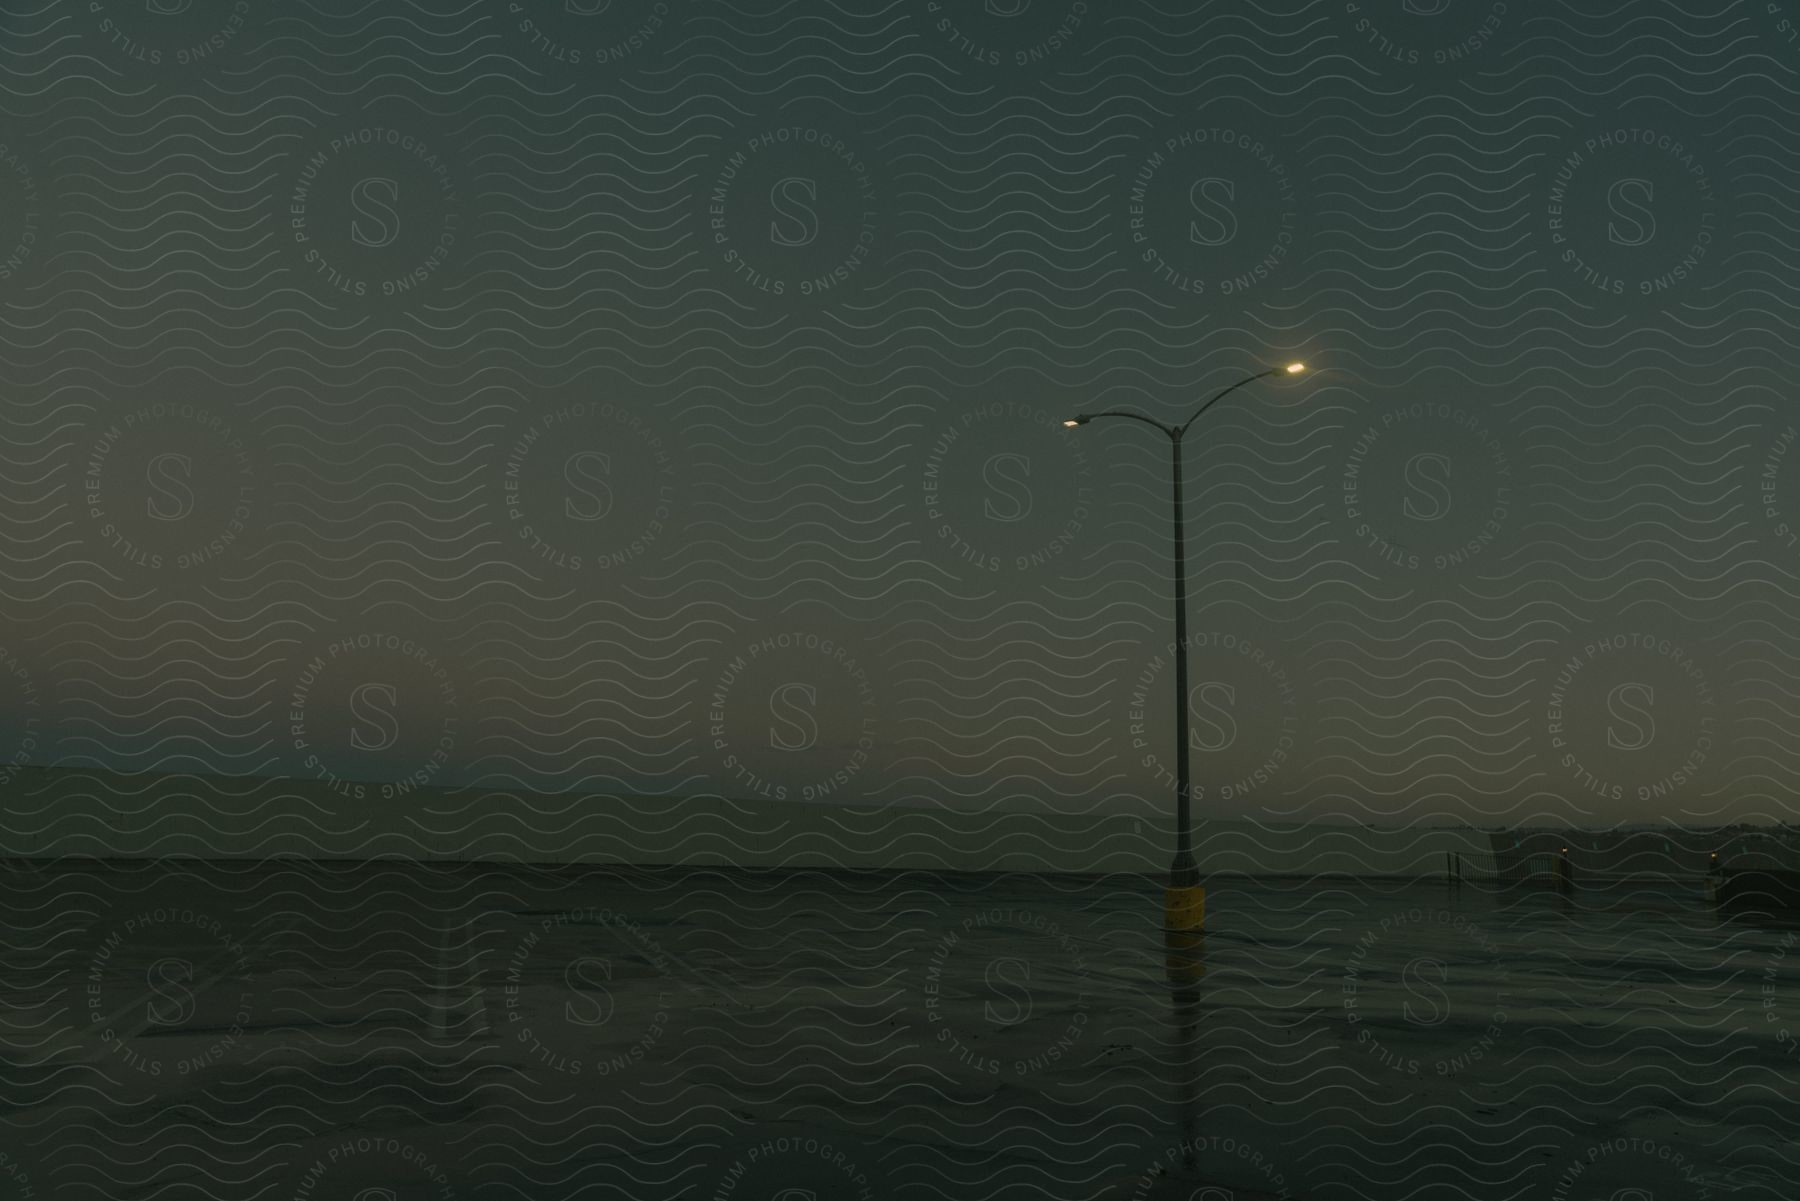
[1166,928,1206,1176]
[1063,362,1312,931]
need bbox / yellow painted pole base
[1164,884,1206,931]
[1164,928,1207,983]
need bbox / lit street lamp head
[1285,361,1306,374]
[1062,415,1090,427]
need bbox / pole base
[1164,884,1205,931]
[1164,928,1207,984]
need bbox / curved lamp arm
[1064,363,1304,439]
[1066,409,1176,437]
[1176,367,1282,439]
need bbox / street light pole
[1063,361,1308,930]
[1170,425,1195,891]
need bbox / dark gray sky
[2,0,1797,829]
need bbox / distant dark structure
[1476,825,1800,886]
